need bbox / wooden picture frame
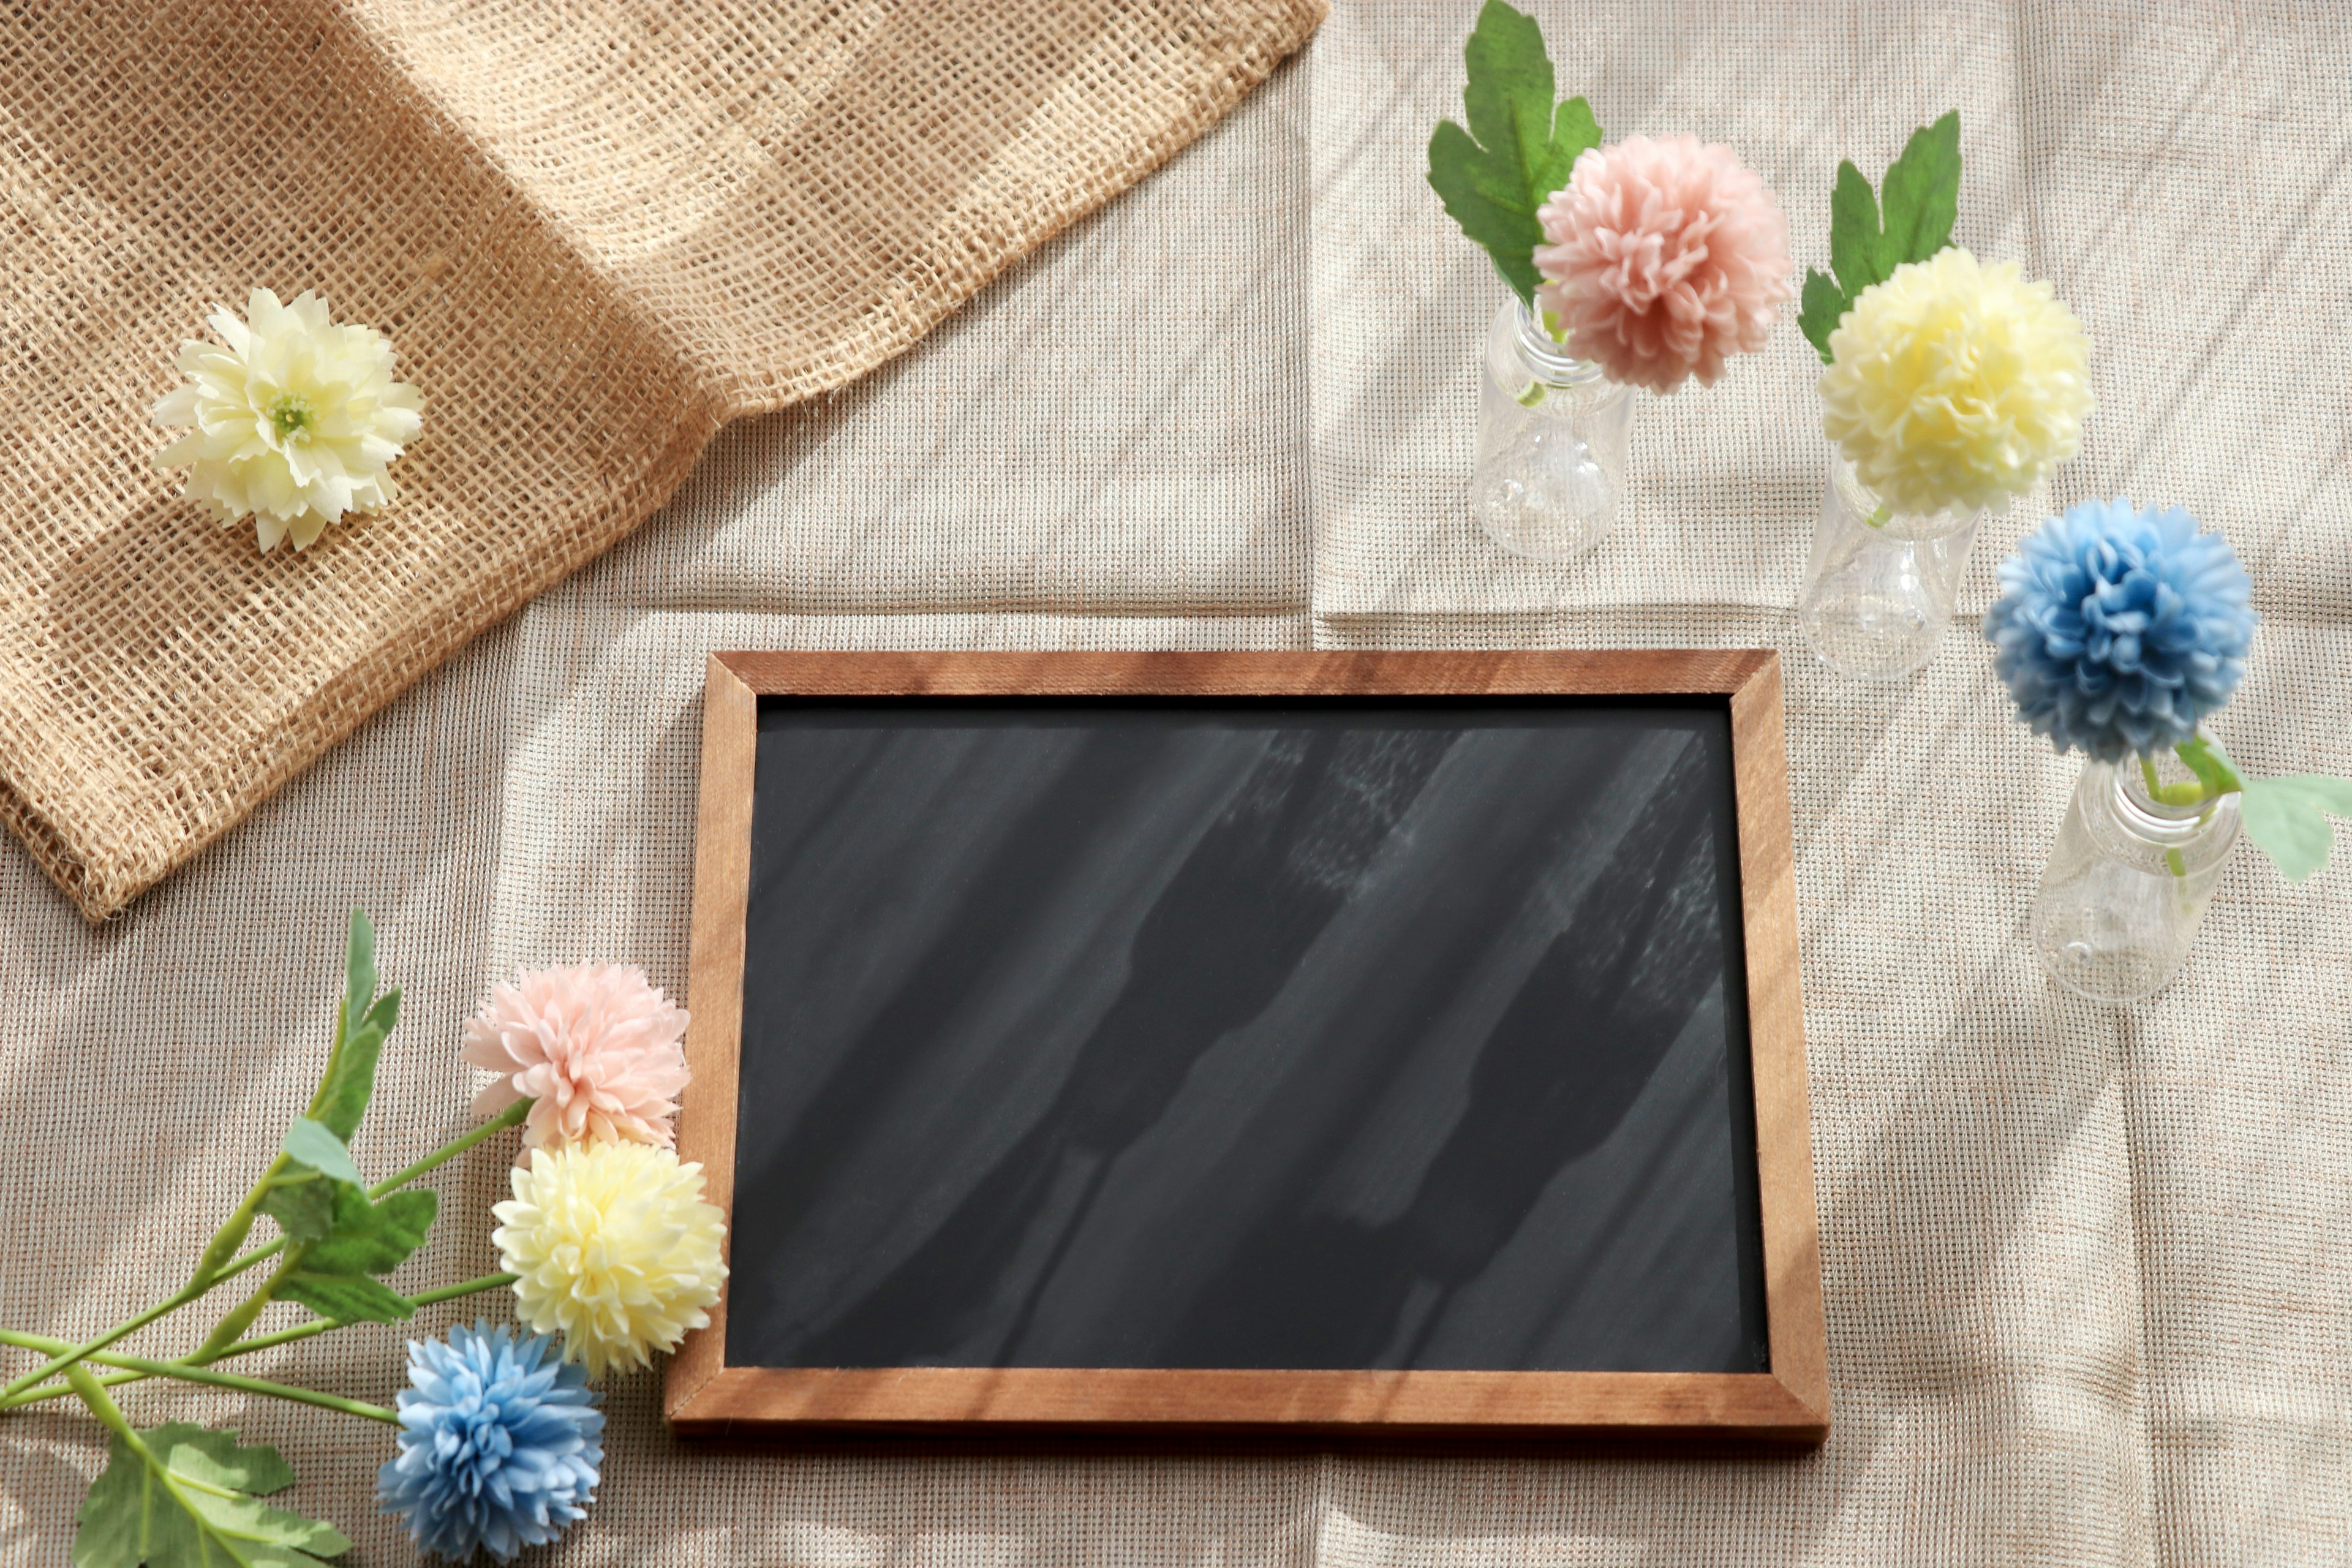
[665,650,1825,1442]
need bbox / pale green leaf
[72,1423,349,1568]
[339,910,375,1035]
[2241,774,2352,881]
[279,1119,363,1188]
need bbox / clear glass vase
[2030,757,2241,1003]
[1797,459,1985,680]
[1471,297,1634,563]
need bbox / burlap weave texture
[0,0,1324,921]
[4,1,2351,1564]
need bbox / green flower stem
[0,1100,532,1403]
[62,1360,138,1444]
[186,1154,291,1292]
[6,1330,397,1425]
[0,1284,209,1404]
[194,1248,311,1362]
[1864,503,1893,529]
[0,1274,518,1412]
[369,1098,532,1199]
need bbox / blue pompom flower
[379,1322,603,1562]
[1986,499,2255,762]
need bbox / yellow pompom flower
[151,287,422,552]
[1819,247,2092,519]
[493,1141,728,1379]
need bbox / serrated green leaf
[1428,121,1547,302]
[1798,268,1847,363]
[304,1188,435,1277]
[275,1270,415,1327]
[257,1172,344,1245]
[1537,94,1603,204]
[280,1118,364,1188]
[1879,110,1961,269]
[1426,1,1603,304]
[1461,0,1556,205]
[2241,774,2352,881]
[1828,159,1887,300]
[73,1423,349,1568]
[309,990,398,1145]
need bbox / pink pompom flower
[463,963,690,1150]
[1534,134,1793,394]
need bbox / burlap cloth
[4,0,2350,1562]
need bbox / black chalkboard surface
[669,652,1825,1439]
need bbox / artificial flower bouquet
[1788,113,2098,678]
[1986,502,2352,997]
[1424,0,1791,560]
[0,913,725,1562]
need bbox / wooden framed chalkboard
[665,651,1824,1441]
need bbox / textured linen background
[5,1,2351,1563]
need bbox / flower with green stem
[1988,499,2352,880]
[0,911,563,1564]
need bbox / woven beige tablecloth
[6,0,2352,1562]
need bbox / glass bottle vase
[2030,758,2241,1003]
[1471,297,1634,563]
[1797,458,1985,680]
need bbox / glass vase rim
[2089,758,2242,868]
[1828,457,1991,540]
[1507,297,1608,388]
[2105,754,2240,825]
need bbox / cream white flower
[494,1142,728,1379]
[151,287,422,552]
[1819,248,2092,518]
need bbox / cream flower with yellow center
[493,1142,728,1379]
[151,287,422,552]
[1819,247,2092,519]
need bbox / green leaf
[279,1118,364,1188]
[303,1188,436,1278]
[1798,267,1847,364]
[73,1423,349,1567]
[274,1270,415,1327]
[1428,122,1547,302]
[1879,110,1961,269]
[1461,0,1556,199]
[2240,775,2352,881]
[272,1185,435,1324]
[255,1171,342,1245]
[341,909,375,1035]
[1538,94,1602,208]
[309,989,398,1145]
[1815,114,1964,344]
[1426,1,1603,304]
[1828,159,1887,300]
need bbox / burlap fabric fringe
[0,0,1324,920]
